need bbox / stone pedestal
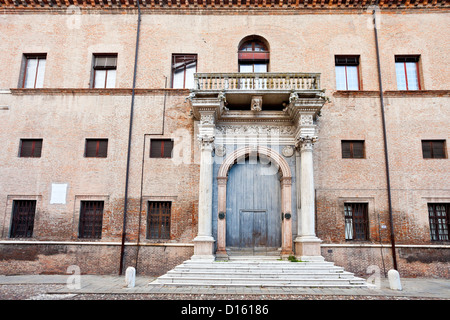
[192,236,215,261]
[294,236,324,261]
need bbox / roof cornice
[0,0,448,12]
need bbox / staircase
[150,256,369,288]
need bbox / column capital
[217,176,228,185]
[296,135,318,152]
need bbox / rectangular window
[395,55,420,90]
[85,139,108,158]
[428,203,449,241]
[22,54,46,88]
[335,56,360,90]
[341,140,365,159]
[19,139,43,158]
[93,54,117,88]
[147,201,171,239]
[422,140,446,159]
[172,54,197,89]
[10,200,36,238]
[78,201,104,239]
[150,139,173,158]
[345,203,369,241]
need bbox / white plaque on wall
[50,183,68,204]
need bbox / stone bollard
[125,266,136,288]
[388,269,402,291]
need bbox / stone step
[170,266,346,273]
[165,270,356,279]
[155,276,368,287]
[151,257,370,288]
[184,260,337,267]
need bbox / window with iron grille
[150,139,173,158]
[335,55,360,90]
[172,54,197,89]
[85,139,108,158]
[10,200,36,238]
[344,203,369,241]
[92,54,117,89]
[78,201,104,239]
[428,203,449,241]
[422,140,447,159]
[147,201,171,239]
[21,54,46,88]
[19,139,43,158]
[341,140,365,159]
[395,55,420,91]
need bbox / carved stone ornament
[251,96,262,112]
[200,114,215,125]
[282,146,294,157]
[289,92,299,103]
[300,114,314,126]
[215,125,295,136]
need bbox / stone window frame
[72,195,109,241]
[3,195,42,239]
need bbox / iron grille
[79,201,104,239]
[10,200,36,238]
[428,203,449,241]
[345,203,369,241]
[147,201,171,239]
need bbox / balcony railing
[194,72,321,91]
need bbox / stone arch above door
[216,146,293,259]
[217,146,292,179]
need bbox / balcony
[190,72,326,123]
[192,72,322,110]
[194,72,321,91]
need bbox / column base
[215,249,229,261]
[191,236,216,262]
[294,236,323,261]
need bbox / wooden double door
[226,157,282,250]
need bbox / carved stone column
[192,112,216,261]
[294,114,323,261]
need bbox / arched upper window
[238,36,270,73]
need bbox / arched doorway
[226,155,282,252]
[216,146,293,258]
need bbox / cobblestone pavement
[0,275,449,300]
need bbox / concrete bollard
[125,266,136,288]
[388,269,402,291]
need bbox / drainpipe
[119,0,142,275]
[372,6,398,271]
